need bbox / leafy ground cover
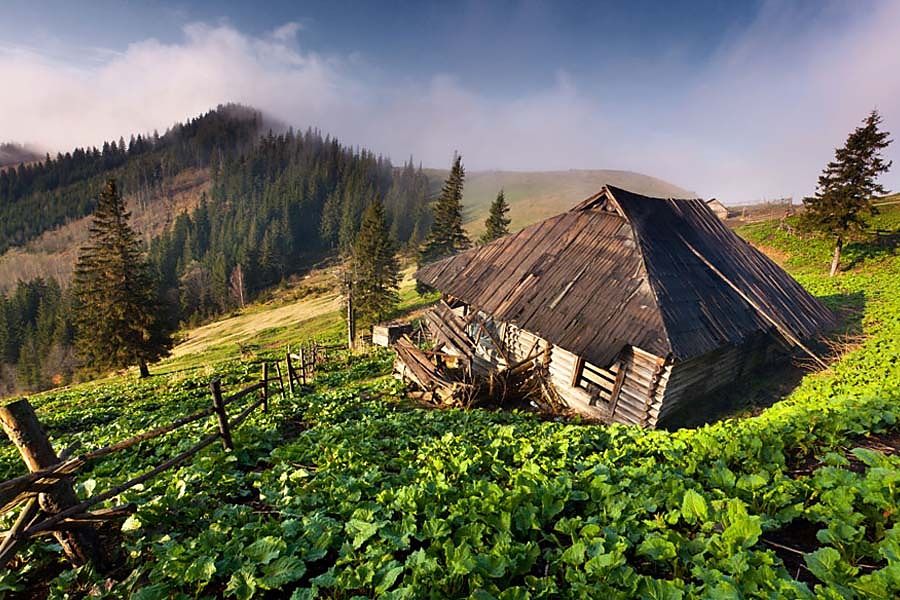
[1,211,899,598]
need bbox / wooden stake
[347,293,356,350]
[286,352,296,394]
[274,361,286,399]
[299,346,307,386]
[0,399,102,567]
[261,363,269,412]
[209,380,233,450]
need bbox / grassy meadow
[0,207,898,598]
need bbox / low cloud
[1,1,898,203]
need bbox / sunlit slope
[426,169,695,236]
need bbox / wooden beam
[209,380,233,450]
[0,400,102,567]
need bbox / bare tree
[229,264,246,309]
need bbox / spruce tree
[480,189,511,244]
[802,110,892,276]
[72,179,173,377]
[419,153,471,264]
[351,198,400,328]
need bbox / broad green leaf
[375,564,404,594]
[244,536,286,565]
[681,489,708,524]
[225,569,257,600]
[184,556,216,584]
[637,535,677,562]
[260,556,307,589]
[346,519,381,549]
[561,542,586,565]
[804,547,841,582]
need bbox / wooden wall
[655,332,788,426]
[454,306,786,429]
[471,311,670,425]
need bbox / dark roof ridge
[603,186,676,361]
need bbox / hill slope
[1,207,897,597]
[425,168,695,236]
[0,142,41,168]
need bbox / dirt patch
[761,519,821,586]
[754,244,791,265]
[787,428,900,476]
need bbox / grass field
[1,207,898,598]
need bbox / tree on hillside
[229,264,247,309]
[419,153,471,265]
[350,199,400,329]
[802,110,892,276]
[72,179,173,377]
[480,189,511,244]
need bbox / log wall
[473,312,670,425]
[455,307,787,428]
[655,332,788,426]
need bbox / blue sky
[2,1,898,202]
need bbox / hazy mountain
[425,168,696,236]
[0,142,42,168]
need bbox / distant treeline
[0,278,75,394]
[0,104,262,254]
[0,105,435,393]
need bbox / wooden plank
[607,361,628,414]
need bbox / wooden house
[415,186,834,427]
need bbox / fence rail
[285,340,339,391]
[0,362,284,570]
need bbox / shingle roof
[416,185,835,367]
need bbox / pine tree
[351,199,400,328]
[480,189,511,244]
[802,110,892,276]
[419,153,471,264]
[72,179,173,377]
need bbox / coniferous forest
[0,105,435,393]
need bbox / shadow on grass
[842,231,899,271]
[661,290,866,430]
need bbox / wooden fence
[0,363,282,570]
[285,340,339,393]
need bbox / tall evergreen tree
[480,189,511,244]
[419,153,470,264]
[351,199,400,328]
[802,110,892,276]
[72,179,173,377]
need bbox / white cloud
[1,2,899,203]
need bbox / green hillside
[425,169,695,236]
[1,206,897,597]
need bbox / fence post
[286,352,296,394]
[261,363,269,413]
[299,346,307,386]
[0,399,103,567]
[209,380,233,450]
[274,361,287,398]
